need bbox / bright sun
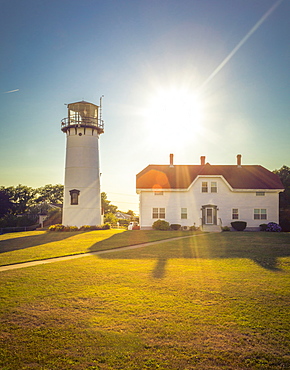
[142,87,204,149]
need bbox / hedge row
[152,220,199,231]
[48,224,111,232]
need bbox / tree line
[0,184,132,228]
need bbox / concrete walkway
[0,233,207,272]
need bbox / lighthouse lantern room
[61,100,104,227]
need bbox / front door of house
[202,205,217,225]
[206,207,213,224]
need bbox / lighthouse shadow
[0,232,75,253]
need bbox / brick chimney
[237,154,242,167]
[200,156,206,166]
[170,153,174,167]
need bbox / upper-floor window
[232,208,239,220]
[211,181,217,193]
[152,207,165,219]
[69,189,80,205]
[181,208,187,219]
[254,209,267,220]
[202,182,208,193]
[256,192,265,196]
[202,181,217,193]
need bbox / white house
[136,154,284,231]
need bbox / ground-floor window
[232,208,239,219]
[152,207,165,219]
[254,208,267,220]
[181,208,187,219]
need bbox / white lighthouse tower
[61,100,104,227]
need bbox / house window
[181,208,187,219]
[154,191,163,195]
[152,207,165,219]
[232,208,239,220]
[254,209,267,220]
[256,192,265,196]
[202,182,208,193]
[211,181,217,193]
[69,189,80,205]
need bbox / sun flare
[142,87,204,149]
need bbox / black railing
[61,117,104,132]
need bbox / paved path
[0,233,207,272]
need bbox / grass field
[0,229,198,267]
[0,231,290,369]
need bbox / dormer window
[202,182,208,193]
[202,181,217,193]
[211,181,217,193]
[69,189,80,205]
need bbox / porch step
[202,225,222,233]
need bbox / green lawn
[0,231,290,369]
[0,229,196,266]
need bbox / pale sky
[1,0,289,214]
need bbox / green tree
[273,165,290,231]
[101,192,118,214]
[273,165,290,209]
[104,212,118,224]
[4,185,36,214]
[35,184,64,204]
[0,190,13,218]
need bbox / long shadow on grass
[90,233,290,278]
[0,232,77,253]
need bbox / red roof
[136,164,284,190]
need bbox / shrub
[49,223,110,232]
[68,226,79,232]
[0,214,18,228]
[102,223,111,230]
[170,224,181,230]
[118,219,130,228]
[48,224,65,232]
[231,221,247,231]
[189,225,199,231]
[79,225,93,231]
[88,225,101,230]
[16,215,36,227]
[259,223,268,231]
[222,226,231,232]
[152,219,170,231]
[266,222,282,232]
[91,224,111,230]
[0,214,36,228]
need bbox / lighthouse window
[69,189,80,205]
